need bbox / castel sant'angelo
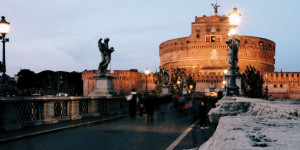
[82,4,300,99]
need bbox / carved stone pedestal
[162,85,169,95]
[88,75,115,97]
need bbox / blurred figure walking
[126,89,138,119]
[137,94,144,118]
[198,101,208,129]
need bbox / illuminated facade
[159,10,275,94]
[82,6,300,99]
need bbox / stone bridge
[0,96,127,131]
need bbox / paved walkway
[0,104,215,150]
[0,114,126,143]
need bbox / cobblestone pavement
[0,105,215,150]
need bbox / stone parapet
[0,96,127,131]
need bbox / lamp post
[0,16,10,93]
[144,68,150,95]
[0,16,10,76]
[226,8,241,96]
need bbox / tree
[169,68,186,95]
[186,75,196,94]
[241,65,265,98]
[61,71,83,96]
[151,69,164,96]
[17,69,38,95]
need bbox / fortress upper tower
[159,4,275,74]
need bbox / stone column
[90,98,100,117]
[42,101,58,124]
[70,100,82,120]
[0,102,22,131]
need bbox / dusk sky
[0,0,299,76]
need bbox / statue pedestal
[88,75,115,97]
[182,89,187,95]
[162,85,169,95]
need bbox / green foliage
[151,69,164,96]
[241,65,265,98]
[186,76,196,94]
[169,68,186,95]
[149,68,196,96]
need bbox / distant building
[159,10,275,95]
[82,69,155,96]
[264,72,300,99]
[82,5,300,99]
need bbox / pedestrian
[137,94,144,118]
[145,96,155,120]
[126,89,137,119]
[198,100,209,129]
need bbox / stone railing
[208,97,300,125]
[0,96,127,131]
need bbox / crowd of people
[126,88,220,129]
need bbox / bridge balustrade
[0,96,127,131]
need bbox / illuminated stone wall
[159,15,275,93]
[82,70,155,96]
[264,72,300,99]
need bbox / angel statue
[162,69,169,86]
[98,38,115,76]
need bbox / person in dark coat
[137,94,144,118]
[145,96,155,120]
[198,101,208,128]
[126,89,137,119]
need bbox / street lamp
[226,8,241,96]
[0,16,10,76]
[144,68,150,95]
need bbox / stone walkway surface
[0,114,126,143]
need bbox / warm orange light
[223,80,226,85]
[0,16,10,35]
[228,28,237,36]
[144,68,150,75]
[224,69,228,74]
[229,7,241,26]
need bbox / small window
[274,85,277,88]
[196,26,200,32]
[196,33,200,38]
[280,84,283,88]
[211,36,216,42]
[217,26,220,32]
[206,26,210,32]
[187,40,190,43]
[245,40,248,44]
[259,41,264,46]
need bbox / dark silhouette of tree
[17,69,38,95]
[16,69,83,96]
[241,65,265,98]
[61,72,83,96]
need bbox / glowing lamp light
[224,69,228,74]
[223,80,226,85]
[189,85,193,89]
[229,7,241,26]
[144,68,150,75]
[0,16,10,35]
[177,81,180,85]
[228,28,237,36]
